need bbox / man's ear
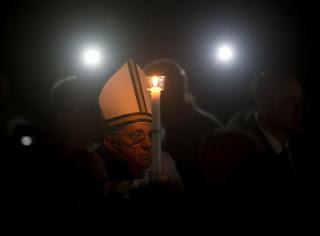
[104,136,118,153]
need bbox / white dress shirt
[255,113,295,170]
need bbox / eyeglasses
[115,130,152,147]
[266,97,312,112]
[268,97,311,105]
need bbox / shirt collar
[255,113,288,154]
[130,168,153,190]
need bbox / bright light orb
[83,48,101,66]
[216,45,234,62]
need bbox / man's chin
[142,159,152,169]
[287,122,301,133]
[132,158,150,176]
[139,155,151,164]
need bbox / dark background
[0,1,318,211]
[1,0,316,122]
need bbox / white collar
[255,113,289,155]
[130,168,153,190]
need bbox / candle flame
[152,76,160,87]
[147,75,165,91]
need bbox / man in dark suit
[228,71,305,195]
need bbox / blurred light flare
[216,45,234,62]
[83,48,101,66]
[21,136,33,146]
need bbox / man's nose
[293,100,304,114]
[141,134,152,150]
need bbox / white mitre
[99,59,152,130]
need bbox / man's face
[264,78,304,132]
[109,122,152,178]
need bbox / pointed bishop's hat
[99,59,152,131]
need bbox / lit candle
[147,75,165,182]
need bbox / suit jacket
[228,111,298,195]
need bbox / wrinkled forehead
[119,122,151,133]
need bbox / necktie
[278,146,289,160]
[277,146,295,177]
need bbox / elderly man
[97,59,184,198]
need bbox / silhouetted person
[49,76,106,215]
[228,71,306,195]
[1,75,52,215]
[198,127,264,194]
[50,76,99,151]
[145,65,221,192]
